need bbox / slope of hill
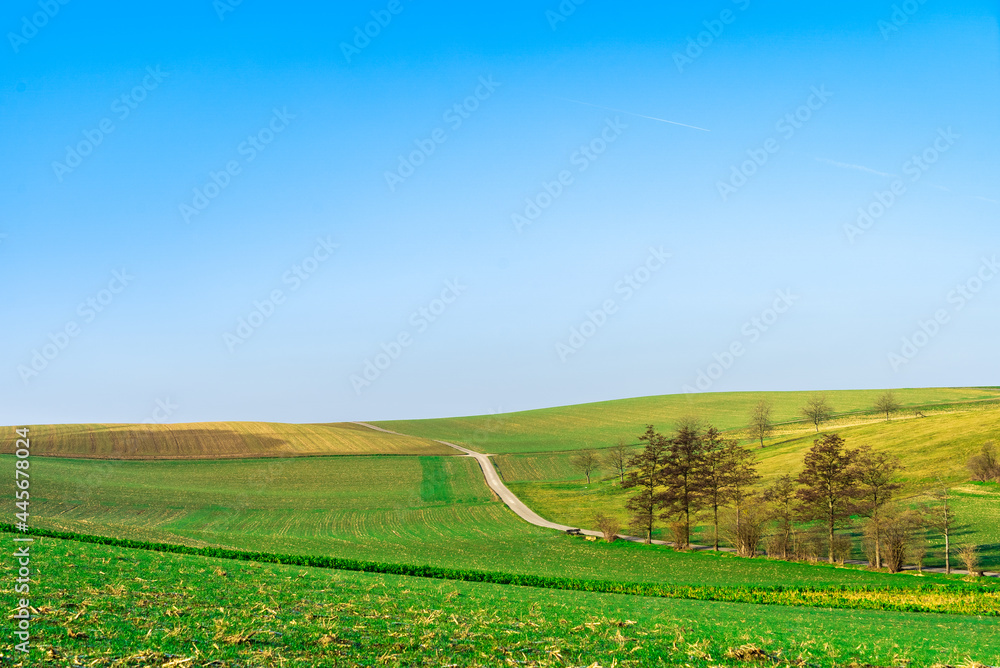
[1,421,452,459]
[374,387,1000,453]
[493,404,1000,487]
[490,405,1000,567]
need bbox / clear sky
[2,1,998,425]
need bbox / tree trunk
[713,503,719,551]
[684,506,690,550]
[944,530,950,574]
[828,500,835,563]
[736,502,742,554]
[875,524,881,570]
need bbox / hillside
[375,387,1000,453]
[1,421,452,459]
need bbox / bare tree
[604,440,632,485]
[623,425,669,544]
[796,433,862,563]
[722,504,767,557]
[923,481,956,574]
[570,449,600,484]
[747,399,775,448]
[873,390,902,422]
[728,440,762,553]
[968,441,1000,482]
[866,507,919,573]
[763,474,797,560]
[853,447,903,569]
[801,394,834,432]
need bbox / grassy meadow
[3,537,999,668]
[11,452,986,589]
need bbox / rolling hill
[1,421,452,459]
[374,387,1000,453]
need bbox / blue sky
[1,1,998,425]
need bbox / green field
[3,537,998,667]
[8,452,995,590]
[375,387,1000,453]
[1,421,451,459]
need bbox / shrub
[722,507,767,558]
[958,544,982,578]
[669,520,689,550]
[831,534,853,565]
[881,524,909,573]
[968,441,1000,482]
[594,513,621,543]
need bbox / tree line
[570,391,989,575]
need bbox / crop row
[3,522,997,616]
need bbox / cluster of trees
[619,422,759,552]
[592,424,971,574]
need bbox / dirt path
[351,422,664,544]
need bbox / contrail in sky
[559,97,710,132]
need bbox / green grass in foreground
[375,387,1000,454]
[7,523,998,616]
[3,537,998,667]
[8,454,991,590]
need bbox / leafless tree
[923,481,956,574]
[747,399,775,448]
[763,474,797,560]
[604,440,632,484]
[723,504,767,557]
[800,394,834,432]
[873,390,902,422]
[866,508,919,573]
[570,449,600,484]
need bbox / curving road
[352,422,663,544]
